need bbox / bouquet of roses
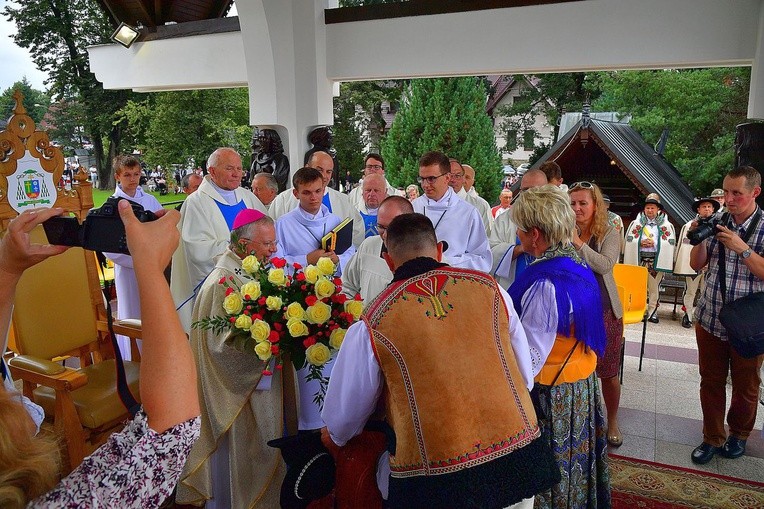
[193,255,364,405]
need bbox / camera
[687,216,723,246]
[43,197,158,254]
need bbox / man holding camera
[689,166,764,465]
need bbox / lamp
[111,22,140,48]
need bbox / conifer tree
[382,77,502,202]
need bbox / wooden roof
[532,118,696,225]
[96,0,234,28]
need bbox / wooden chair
[1,91,143,473]
[613,264,649,371]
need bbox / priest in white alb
[275,167,357,431]
[412,151,491,272]
[170,148,267,331]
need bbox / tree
[332,80,407,182]
[495,73,600,154]
[4,0,135,188]
[593,68,750,194]
[381,77,502,201]
[0,78,50,124]
[119,88,252,172]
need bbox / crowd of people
[2,144,762,508]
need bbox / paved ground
[614,304,764,483]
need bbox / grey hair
[253,172,279,192]
[180,173,201,189]
[207,147,239,169]
[510,184,575,248]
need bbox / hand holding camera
[43,197,159,254]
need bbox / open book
[321,218,353,254]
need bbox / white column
[237,0,335,182]
[748,0,764,119]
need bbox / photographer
[1,204,200,507]
[689,166,764,465]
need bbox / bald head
[520,169,548,191]
[377,195,414,245]
[308,151,335,186]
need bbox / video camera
[43,197,158,254]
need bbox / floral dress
[29,409,200,508]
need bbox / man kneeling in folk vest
[321,213,559,509]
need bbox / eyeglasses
[450,172,464,179]
[416,174,448,185]
[364,164,383,171]
[240,238,279,248]
[569,181,595,191]
[377,224,388,232]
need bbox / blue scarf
[508,254,606,357]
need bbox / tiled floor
[613,306,764,483]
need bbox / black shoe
[720,436,746,459]
[648,311,659,324]
[691,442,719,464]
[682,314,692,328]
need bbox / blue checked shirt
[695,207,764,339]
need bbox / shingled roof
[533,118,695,225]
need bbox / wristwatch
[741,247,753,259]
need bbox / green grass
[92,188,186,208]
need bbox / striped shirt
[695,207,764,339]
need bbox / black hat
[268,432,336,509]
[692,197,721,213]
[643,193,664,210]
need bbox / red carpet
[610,454,764,509]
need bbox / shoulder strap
[718,209,761,305]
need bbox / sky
[0,1,49,92]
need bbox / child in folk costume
[674,197,720,328]
[623,194,676,323]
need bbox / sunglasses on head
[569,181,595,191]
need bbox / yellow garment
[534,334,597,386]
[177,249,285,508]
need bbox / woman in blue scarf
[508,185,610,509]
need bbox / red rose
[303,337,317,348]
[296,273,306,281]
[218,277,226,285]
[229,317,236,323]
[225,287,234,296]
[258,296,267,306]
[273,322,283,331]
[301,285,307,291]
[333,277,342,286]
[334,294,348,304]
[276,363,283,371]
[251,313,262,321]
[269,330,280,343]
[354,293,362,301]
[293,262,303,270]
[262,369,273,376]
[271,257,287,268]
[305,295,318,307]
[271,344,280,355]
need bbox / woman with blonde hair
[569,181,625,448]
[508,185,610,508]
[405,184,419,202]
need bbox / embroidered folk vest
[364,267,539,478]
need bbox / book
[321,218,354,254]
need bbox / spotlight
[111,22,140,49]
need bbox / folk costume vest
[364,259,559,508]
